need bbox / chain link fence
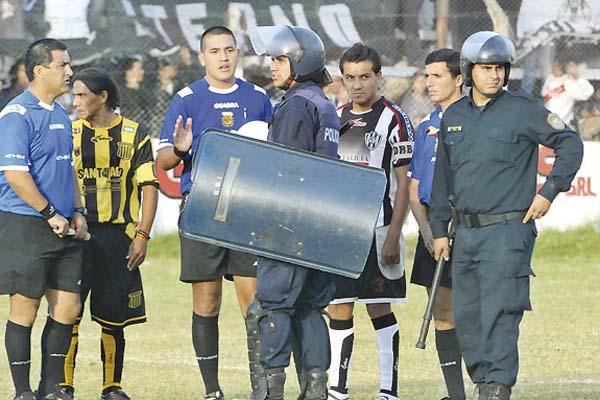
[1,0,599,138]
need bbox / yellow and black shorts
[80,222,146,328]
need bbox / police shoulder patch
[546,113,566,130]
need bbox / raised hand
[173,115,193,154]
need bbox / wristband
[173,146,189,159]
[39,203,57,220]
[135,229,151,241]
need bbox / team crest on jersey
[74,147,80,157]
[221,111,234,127]
[72,127,81,135]
[128,290,143,309]
[364,130,384,150]
[117,142,134,160]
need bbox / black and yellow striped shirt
[72,115,158,238]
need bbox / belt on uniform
[456,211,526,228]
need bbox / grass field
[1,223,599,399]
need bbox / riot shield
[179,130,387,278]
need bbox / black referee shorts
[410,233,453,289]
[0,210,82,298]
[179,235,257,282]
[80,223,146,328]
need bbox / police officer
[430,32,584,400]
[248,26,340,400]
[0,38,87,400]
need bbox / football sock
[39,317,73,395]
[372,313,399,398]
[101,327,125,394]
[192,313,220,394]
[328,318,354,399]
[63,322,79,388]
[436,328,466,400]
[5,320,32,395]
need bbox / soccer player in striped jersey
[65,68,159,400]
[327,44,414,400]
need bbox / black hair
[116,57,142,83]
[24,38,67,81]
[7,57,25,86]
[425,48,461,78]
[200,26,237,51]
[339,43,382,75]
[72,68,120,111]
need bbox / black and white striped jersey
[337,96,414,227]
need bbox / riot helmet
[249,25,332,86]
[460,31,516,87]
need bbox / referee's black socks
[192,313,221,394]
[38,316,74,396]
[435,328,466,400]
[5,320,33,396]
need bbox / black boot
[302,369,327,400]
[479,382,511,400]
[265,370,286,400]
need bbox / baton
[416,214,456,350]
[416,255,446,349]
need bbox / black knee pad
[246,299,268,400]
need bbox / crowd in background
[2,0,600,140]
[2,48,599,142]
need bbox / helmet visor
[248,26,302,60]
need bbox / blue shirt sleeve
[0,111,31,170]
[159,93,186,150]
[408,123,426,180]
[262,95,273,122]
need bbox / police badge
[546,113,566,130]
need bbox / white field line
[71,354,600,385]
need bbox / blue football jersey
[0,90,75,217]
[408,106,442,206]
[159,77,273,195]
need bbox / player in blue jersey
[157,26,272,400]
[408,49,466,400]
[0,39,88,400]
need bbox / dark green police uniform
[429,89,583,387]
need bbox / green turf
[1,223,599,399]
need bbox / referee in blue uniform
[408,48,466,400]
[0,39,88,400]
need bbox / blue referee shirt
[159,77,273,195]
[0,90,75,218]
[408,106,442,206]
